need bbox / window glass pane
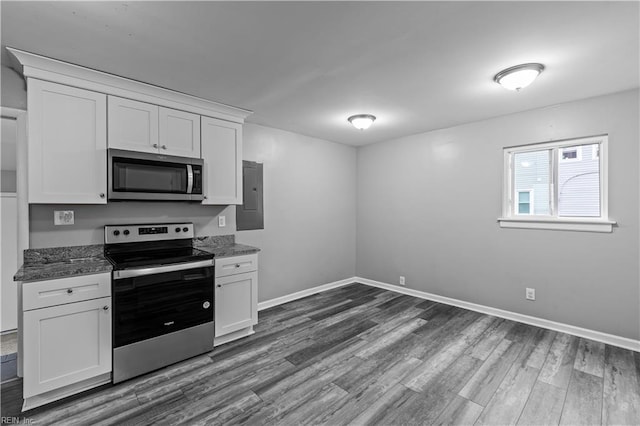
[518,192,530,203]
[518,203,530,214]
[514,150,550,215]
[558,143,600,217]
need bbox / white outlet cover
[218,215,226,227]
[526,288,536,300]
[399,276,406,285]
[54,210,74,226]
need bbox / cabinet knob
[67,288,73,294]
[236,264,241,268]
[203,196,208,200]
[217,284,222,288]
[161,145,167,150]
[103,306,109,311]
[99,193,105,198]
[153,143,159,148]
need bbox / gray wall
[356,89,639,340]
[240,123,357,302]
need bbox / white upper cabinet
[108,96,200,158]
[159,107,201,157]
[107,96,159,153]
[28,79,107,204]
[201,116,243,205]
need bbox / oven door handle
[113,259,214,280]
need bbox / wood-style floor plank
[517,380,566,426]
[559,369,603,426]
[602,345,640,425]
[574,337,605,378]
[538,332,580,389]
[433,395,484,426]
[457,338,524,406]
[474,362,538,425]
[2,283,638,426]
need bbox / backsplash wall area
[29,202,234,248]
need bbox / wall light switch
[54,210,74,226]
[218,215,226,227]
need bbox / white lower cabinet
[214,254,258,345]
[21,273,112,411]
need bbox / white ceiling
[2,1,638,146]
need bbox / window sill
[497,217,616,233]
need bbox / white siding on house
[558,144,600,217]
[514,150,550,215]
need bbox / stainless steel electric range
[104,222,214,383]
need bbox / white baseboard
[258,275,639,352]
[355,276,640,353]
[257,277,355,311]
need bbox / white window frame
[499,134,615,233]
[516,189,534,215]
[591,143,600,160]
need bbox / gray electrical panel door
[236,161,264,230]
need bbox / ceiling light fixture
[494,63,545,91]
[348,114,376,130]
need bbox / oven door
[113,262,214,348]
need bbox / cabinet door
[23,297,112,398]
[28,79,107,203]
[215,271,257,336]
[201,116,242,205]
[107,96,159,153]
[159,107,201,158]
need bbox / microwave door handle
[186,164,194,194]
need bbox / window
[560,146,582,162]
[517,190,533,215]
[499,135,614,232]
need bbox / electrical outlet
[54,210,74,226]
[218,215,226,227]
[526,287,536,301]
[399,276,406,286]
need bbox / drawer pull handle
[161,145,167,150]
[217,284,222,288]
[235,264,241,268]
[153,143,159,148]
[67,288,73,294]
[103,306,109,311]
[99,193,105,198]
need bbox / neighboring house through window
[499,135,614,232]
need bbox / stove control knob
[183,227,189,232]
[113,230,120,236]
[175,227,181,233]
[123,229,130,236]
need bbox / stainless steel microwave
[108,149,204,201]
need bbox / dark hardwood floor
[2,283,639,425]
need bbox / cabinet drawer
[215,254,258,278]
[23,273,111,311]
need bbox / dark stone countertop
[193,235,260,258]
[14,245,112,282]
[14,236,260,282]
[196,243,261,258]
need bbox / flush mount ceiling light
[494,63,545,91]
[348,114,376,130]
